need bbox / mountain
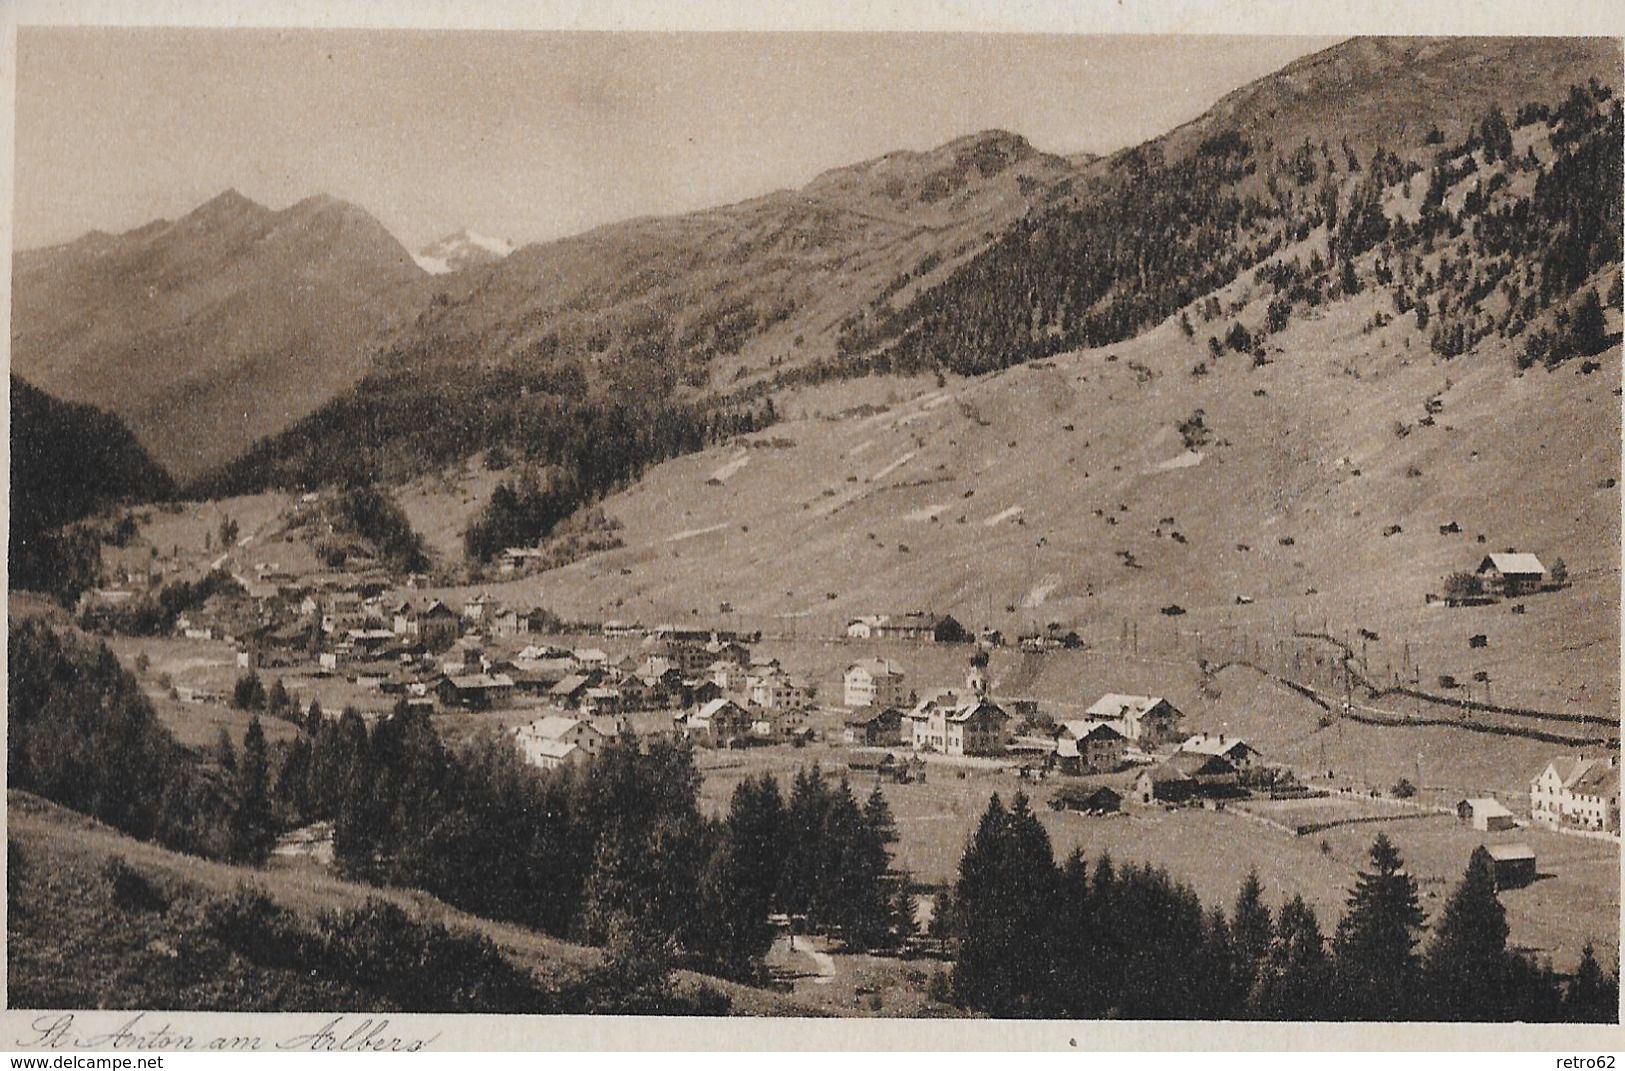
[826,36,1622,379]
[11,191,432,480]
[414,228,515,274]
[194,130,1079,499]
[9,375,175,600]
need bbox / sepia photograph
[3,1,1622,1049]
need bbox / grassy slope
[441,278,1620,712]
[5,790,818,1016]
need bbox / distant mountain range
[11,190,431,480]
[10,35,1622,538]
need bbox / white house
[1085,694,1185,745]
[844,658,907,708]
[907,692,1010,756]
[1457,797,1518,832]
[1530,755,1621,833]
[514,714,606,770]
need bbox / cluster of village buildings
[128,561,1622,835]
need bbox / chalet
[1165,749,1239,791]
[581,686,624,715]
[1177,733,1262,771]
[508,656,576,694]
[322,593,368,634]
[844,659,908,709]
[462,592,497,621]
[706,639,752,666]
[1050,785,1123,815]
[1457,797,1518,832]
[390,600,418,637]
[677,698,755,748]
[435,672,515,710]
[550,673,596,710]
[688,679,726,706]
[1476,553,1547,596]
[1132,764,1195,805]
[845,707,906,747]
[1484,843,1537,889]
[487,606,525,638]
[749,668,813,710]
[846,616,885,639]
[514,715,607,769]
[573,648,611,671]
[1531,755,1621,833]
[1085,694,1185,745]
[418,600,462,651]
[907,693,1010,756]
[641,636,712,677]
[345,628,399,658]
[499,547,547,575]
[1053,720,1128,775]
[873,612,969,643]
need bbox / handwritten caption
[17,1013,442,1053]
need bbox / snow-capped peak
[414,228,515,274]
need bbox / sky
[13,29,1341,253]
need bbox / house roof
[1179,733,1258,759]
[1534,756,1608,789]
[1485,842,1536,862]
[551,674,592,696]
[846,658,903,678]
[1139,763,1194,785]
[1570,762,1620,798]
[1478,553,1546,577]
[846,707,904,728]
[1459,797,1514,819]
[1059,719,1128,743]
[1165,750,1234,778]
[697,697,746,719]
[526,738,580,760]
[446,673,515,690]
[946,699,1008,724]
[521,715,595,741]
[1087,694,1173,720]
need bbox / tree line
[10,375,176,605]
[268,706,907,987]
[939,791,1618,1021]
[191,361,778,562]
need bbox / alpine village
[9,35,1624,1021]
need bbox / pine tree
[863,783,898,846]
[1424,847,1515,1019]
[214,726,237,774]
[1251,894,1331,1020]
[1331,834,1426,1019]
[229,715,276,866]
[266,677,292,717]
[1232,868,1273,1005]
[1565,942,1620,1023]
[1233,869,1274,967]
[950,792,1058,1016]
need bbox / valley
[9,32,1622,1023]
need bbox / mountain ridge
[12,190,432,480]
